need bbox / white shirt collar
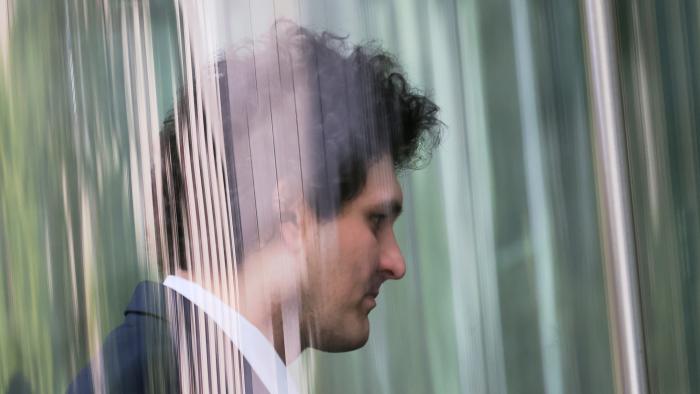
[163,275,299,394]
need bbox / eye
[368,213,387,233]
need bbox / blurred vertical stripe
[1,1,698,393]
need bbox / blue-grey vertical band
[580,1,648,394]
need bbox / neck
[172,240,305,364]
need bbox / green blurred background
[0,0,698,393]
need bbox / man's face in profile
[298,155,406,352]
[154,21,439,360]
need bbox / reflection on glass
[618,1,700,392]
[2,1,695,394]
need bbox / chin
[322,334,369,353]
[315,318,370,353]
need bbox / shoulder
[66,281,261,393]
[66,284,180,393]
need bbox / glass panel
[0,1,616,393]
[617,1,700,392]
[303,1,615,393]
[0,2,156,392]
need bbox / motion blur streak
[0,1,698,393]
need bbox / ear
[280,207,303,252]
[276,179,305,252]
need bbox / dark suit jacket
[67,282,269,394]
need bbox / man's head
[297,154,407,351]
[159,21,440,352]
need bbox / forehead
[351,156,403,207]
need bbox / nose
[379,230,406,280]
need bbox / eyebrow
[372,199,403,219]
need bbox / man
[68,21,440,393]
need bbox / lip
[364,295,377,310]
[364,292,378,309]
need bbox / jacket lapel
[125,281,270,394]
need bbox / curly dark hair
[159,21,441,271]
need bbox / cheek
[309,219,378,299]
[336,228,378,279]
[304,225,346,293]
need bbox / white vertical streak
[81,183,105,393]
[426,0,488,392]
[0,0,11,74]
[209,58,237,394]
[178,6,203,289]
[581,1,648,393]
[629,1,661,233]
[509,2,564,393]
[121,2,147,270]
[139,0,167,274]
[457,0,508,392]
[61,167,80,338]
[131,1,159,268]
[177,5,214,390]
